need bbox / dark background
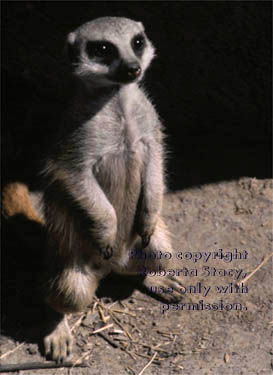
[2,1,272,190]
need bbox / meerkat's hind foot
[139,275,185,303]
[43,309,73,363]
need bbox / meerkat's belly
[93,147,142,245]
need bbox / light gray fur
[42,17,179,363]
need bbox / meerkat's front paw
[138,213,158,248]
[100,244,115,259]
[93,215,117,259]
[43,314,73,363]
[96,229,117,260]
[141,230,152,248]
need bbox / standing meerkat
[38,16,183,362]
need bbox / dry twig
[157,330,181,336]
[71,312,86,332]
[110,312,133,340]
[135,342,172,354]
[72,351,92,368]
[123,349,137,361]
[237,252,273,286]
[97,331,119,349]
[137,352,158,375]
[97,305,110,323]
[109,309,136,317]
[0,343,24,360]
[98,300,136,317]
[0,361,88,373]
[91,323,113,335]
[133,352,161,363]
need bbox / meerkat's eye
[86,41,118,61]
[132,34,146,55]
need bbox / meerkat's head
[66,17,155,90]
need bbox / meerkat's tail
[2,182,44,224]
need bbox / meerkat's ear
[67,32,76,45]
[137,21,144,30]
[65,32,80,64]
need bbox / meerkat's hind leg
[42,246,103,362]
[43,306,73,363]
[141,273,185,303]
[126,218,185,303]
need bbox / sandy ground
[1,177,272,375]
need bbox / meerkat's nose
[114,62,142,83]
[127,63,141,78]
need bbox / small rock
[27,345,37,355]
[224,352,230,363]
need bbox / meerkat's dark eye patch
[132,33,146,56]
[86,41,118,63]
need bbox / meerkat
[3,17,183,363]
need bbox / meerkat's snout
[114,61,142,83]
